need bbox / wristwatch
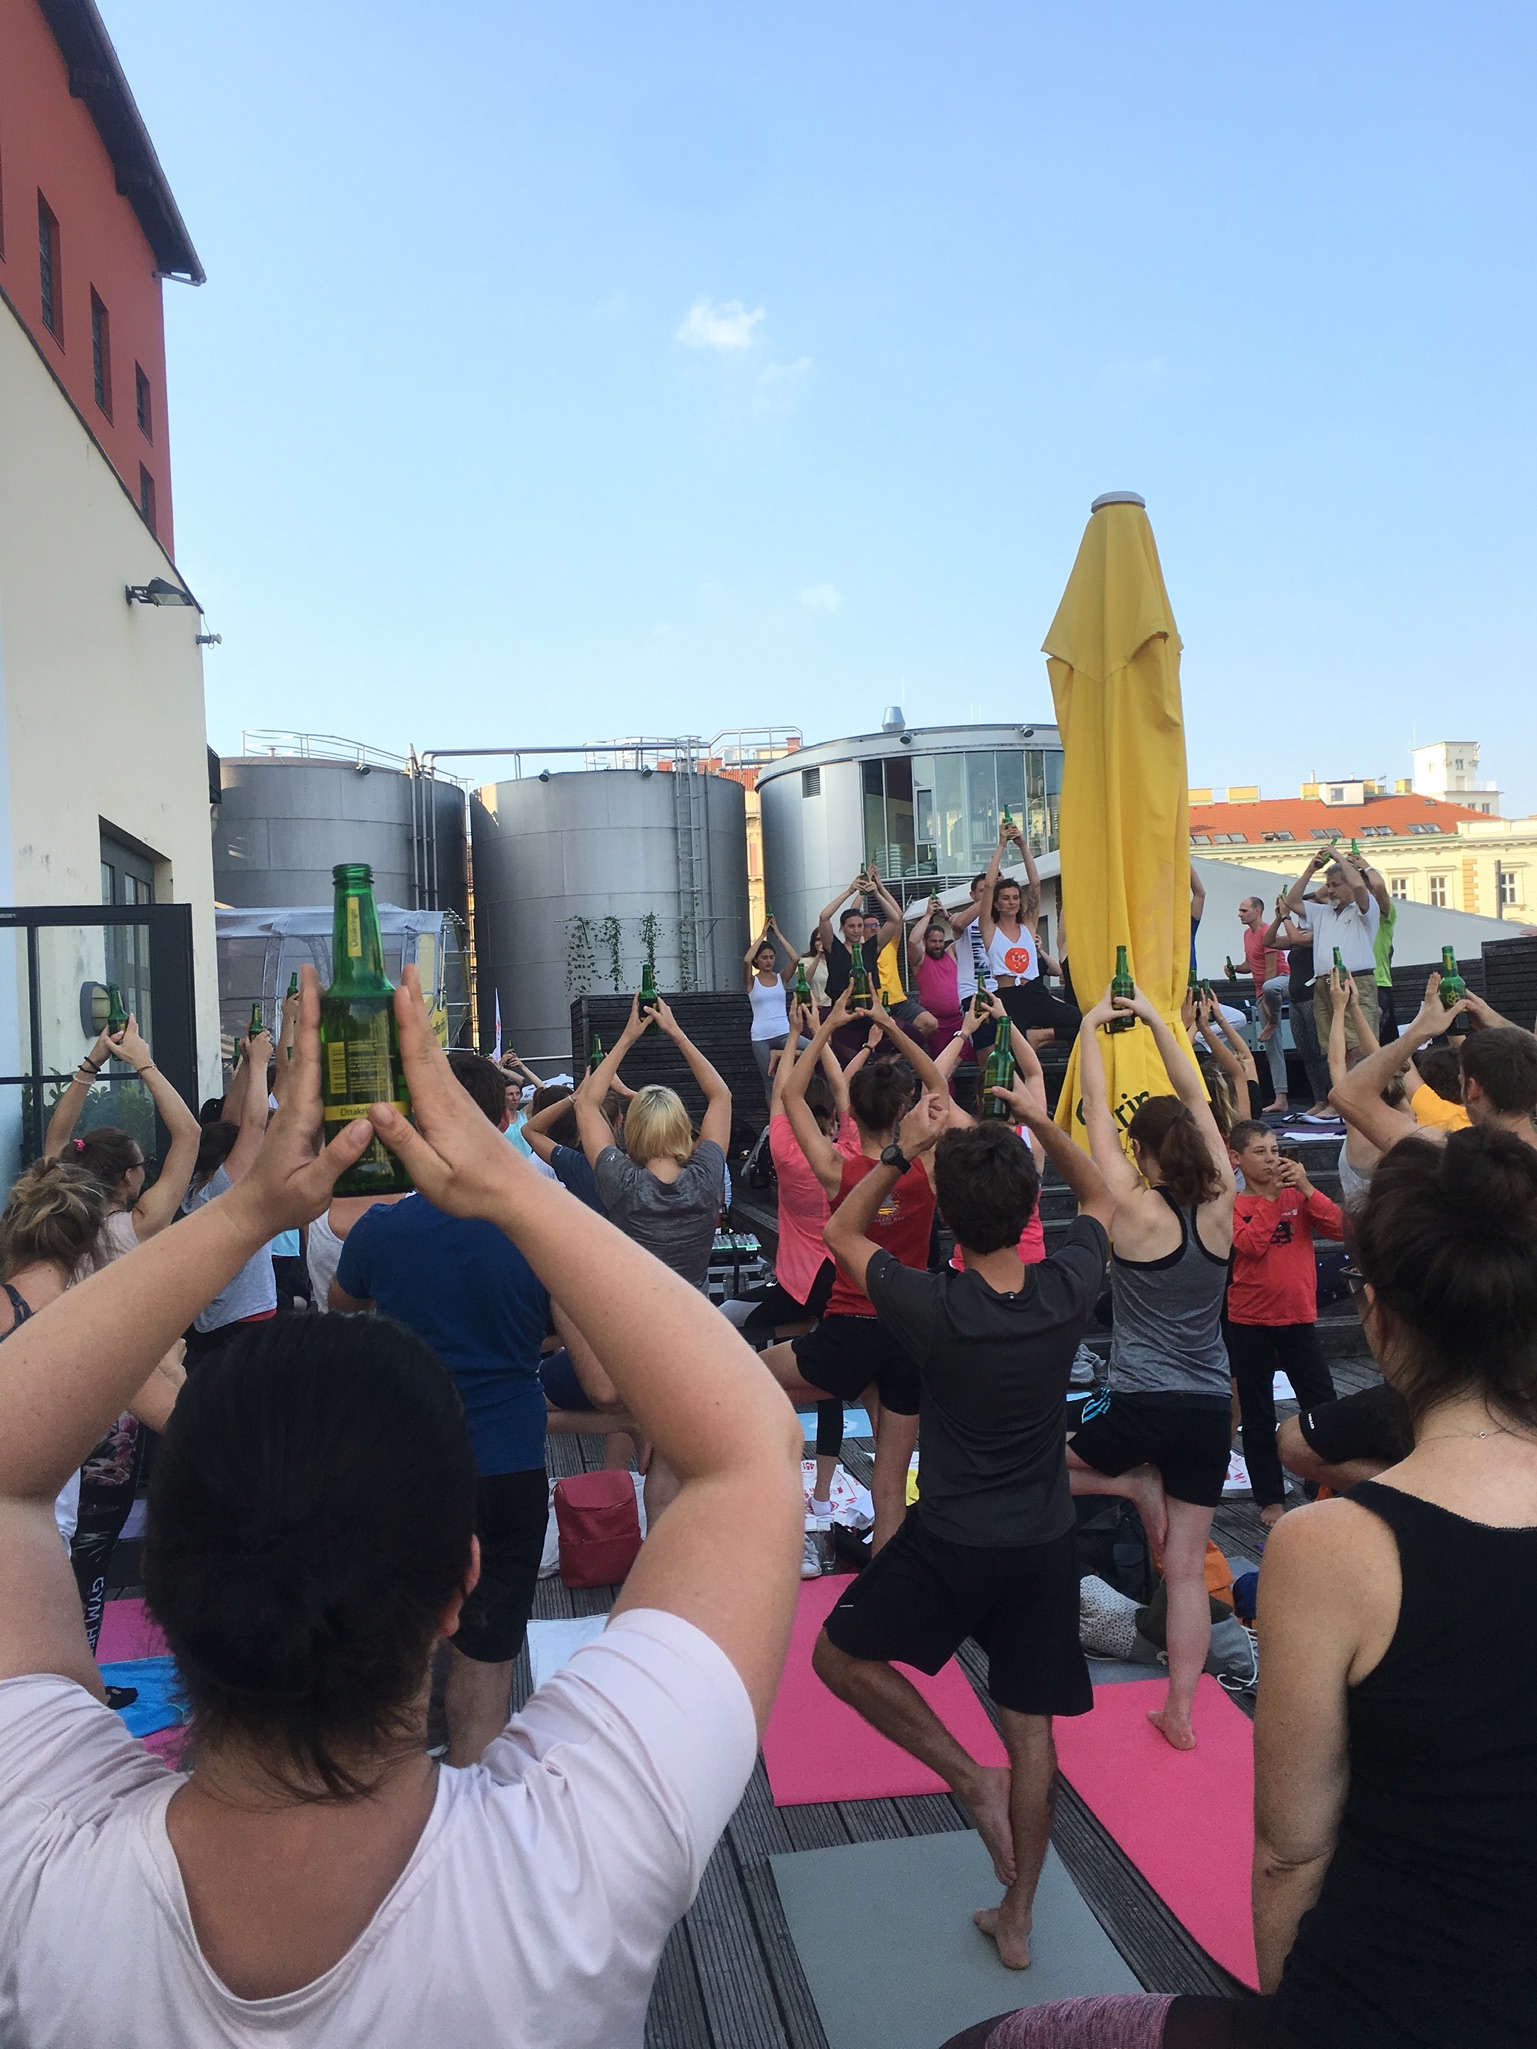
[879,1142,910,1173]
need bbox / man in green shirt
[1366,871,1398,1043]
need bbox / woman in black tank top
[943,1123,1537,2049]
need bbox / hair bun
[1441,1127,1537,1241]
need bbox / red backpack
[553,1471,642,1590]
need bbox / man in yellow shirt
[1408,1045,1472,1131]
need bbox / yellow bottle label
[346,898,362,958]
[327,1043,348,1096]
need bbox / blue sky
[112,1,1536,810]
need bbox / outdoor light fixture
[125,577,196,607]
[538,769,552,783]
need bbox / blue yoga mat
[99,1657,186,1738]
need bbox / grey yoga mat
[771,1832,1139,2049]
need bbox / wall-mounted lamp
[125,577,196,607]
[899,731,914,746]
[640,765,654,778]
[538,769,552,784]
[195,631,222,646]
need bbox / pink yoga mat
[762,1574,1008,1805]
[1053,1675,1257,1988]
[97,1597,168,1664]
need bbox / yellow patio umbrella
[1045,492,1196,1148]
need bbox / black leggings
[1227,1322,1335,1509]
[71,1429,147,1655]
[1000,981,1082,1041]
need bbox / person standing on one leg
[813,1086,1114,1969]
[1224,1122,1343,1529]
[1237,895,1291,1116]
[1062,983,1237,1751]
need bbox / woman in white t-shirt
[977,822,1082,1046]
[0,969,800,2049]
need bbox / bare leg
[1065,1447,1168,1556]
[1149,1498,1215,1751]
[870,1408,918,1553]
[973,1710,1057,1969]
[444,1647,515,1766]
[812,1634,1017,1883]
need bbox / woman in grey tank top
[1065,983,1237,1751]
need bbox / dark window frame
[37,192,61,341]
[801,767,821,798]
[135,362,152,440]
[138,464,157,534]
[90,287,112,418]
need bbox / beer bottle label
[346,899,363,959]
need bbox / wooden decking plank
[890,1791,972,1836]
[645,1920,715,2049]
[682,1838,791,2049]
[738,1857,832,2049]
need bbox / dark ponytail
[69,1125,142,1195]
[1354,1127,1537,1428]
[1127,1095,1223,1208]
[143,1313,476,1798]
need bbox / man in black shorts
[334,1050,570,1764]
[813,1086,1114,1971]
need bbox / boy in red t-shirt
[1225,1120,1343,1527]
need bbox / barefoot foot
[960,1765,1017,1886]
[1148,1706,1197,1751]
[1120,1463,1169,1556]
[1259,1501,1286,1530]
[974,1905,1033,1971]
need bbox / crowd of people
[0,818,1532,2047]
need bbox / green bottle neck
[991,1018,1014,1059]
[330,885,392,993]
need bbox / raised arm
[817,876,861,953]
[377,973,803,1730]
[865,868,903,950]
[741,924,767,988]
[223,1031,275,1184]
[977,835,1006,948]
[866,988,947,1098]
[1125,984,1233,1190]
[780,997,852,1199]
[1074,991,1145,1206]
[766,914,798,983]
[824,1091,949,1298]
[43,1027,118,1158]
[649,997,731,1155]
[994,1071,1114,1231]
[1016,833,1043,922]
[1189,861,1206,925]
[1332,974,1465,1155]
[577,999,646,1169]
[1283,849,1329,916]
[1332,848,1370,912]
[110,1015,204,1236]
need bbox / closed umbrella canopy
[1045,493,1196,1145]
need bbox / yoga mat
[772,1833,1138,2049]
[1053,1674,1257,1987]
[527,1614,606,1691]
[97,1597,168,1663]
[762,1574,1007,1805]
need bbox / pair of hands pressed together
[1082,980,1161,1035]
[223,966,523,1245]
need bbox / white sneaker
[801,1527,824,1579]
[1222,1451,1253,1497]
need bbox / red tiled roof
[1189,792,1490,848]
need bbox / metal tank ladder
[672,744,707,993]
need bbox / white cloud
[800,583,842,613]
[754,354,813,413]
[675,297,765,350]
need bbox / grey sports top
[1108,1188,1230,1399]
[1337,1138,1373,1209]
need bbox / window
[1262,829,1295,842]
[135,364,152,439]
[1210,831,1249,844]
[1361,824,1394,837]
[1454,758,1464,770]
[1500,869,1522,908]
[800,767,820,799]
[1310,828,1336,840]
[1388,875,1410,901]
[1408,822,1444,835]
[139,465,156,534]
[1190,832,1210,844]
[90,290,112,417]
[1328,786,1346,804]
[37,193,60,339]
[1428,874,1449,908]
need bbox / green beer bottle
[971,963,992,1023]
[1442,946,1475,1032]
[1106,945,1137,1032]
[1189,965,1202,1000]
[764,901,775,925]
[1001,803,1014,837]
[981,1017,1016,1119]
[319,863,411,1197]
[793,959,813,1008]
[849,939,873,1011]
[105,983,129,1036]
[1224,955,1239,981]
[285,972,299,1059]
[639,960,660,1035]
[1332,947,1346,976]
[589,1030,603,1075]
[249,1000,265,1043]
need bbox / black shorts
[822,1508,1091,1718]
[1297,1380,1412,1470]
[792,1313,920,1416]
[454,1468,548,1664]
[1070,1393,1233,1507]
[739,1260,836,1335]
[890,996,925,1025]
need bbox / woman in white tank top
[742,918,805,1093]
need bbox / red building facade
[0,0,202,556]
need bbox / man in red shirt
[1225,1121,1343,1527]
[1237,896,1290,1115]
